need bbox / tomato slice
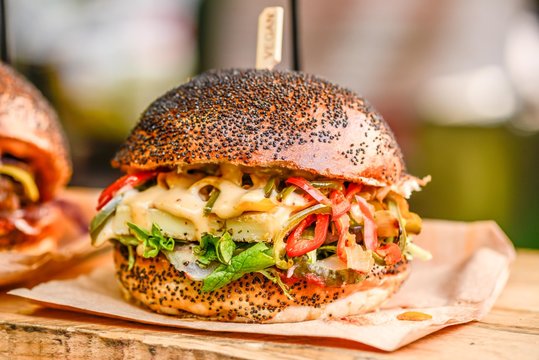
[286,214,330,257]
[96,171,157,210]
[354,195,378,250]
[375,243,402,265]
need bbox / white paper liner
[9,220,515,351]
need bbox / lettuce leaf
[114,235,139,270]
[194,232,236,267]
[202,243,274,292]
[127,222,175,258]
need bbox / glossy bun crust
[113,69,405,186]
[114,244,409,323]
[0,63,71,200]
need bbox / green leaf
[195,233,218,255]
[230,243,274,273]
[127,245,135,270]
[194,233,219,267]
[143,244,160,258]
[127,222,149,242]
[202,243,275,292]
[127,222,175,259]
[160,236,175,252]
[115,235,139,247]
[202,264,237,291]
[151,223,161,238]
[194,232,236,267]
[197,247,217,267]
[216,232,236,265]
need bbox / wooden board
[1,250,538,359]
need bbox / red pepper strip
[336,214,352,263]
[354,195,378,250]
[286,177,331,205]
[286,214,330,257]
[285,215,315,254]
[286,177,349,218]
[97,171,157,210]
[375,243,402,265]
[329,190,351,218]
[280,273,301,286]
[345,183,363,201]
[304,273,326,287]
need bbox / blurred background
[4,0,539,249]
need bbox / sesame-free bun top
[113,69,405,186]
[0,63,71,200]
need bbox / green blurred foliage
[408,124,539,249]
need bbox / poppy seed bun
[0,63,71,200]
[114,244,409,323]
[113,69,405,186]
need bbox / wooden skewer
[256,6,284,70]
[290,0,300,71]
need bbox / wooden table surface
[0,249,538,360]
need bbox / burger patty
[0,175,23,211]
[0,220,28,247]
[0,216,15,237]
[0,170,35,248]
[0,204,53,249]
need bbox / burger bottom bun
[114,244,410,323]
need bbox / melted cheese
[123,186,167,228]
[189,177,276,219]
[107,165,309,243]
[153,183,210,235]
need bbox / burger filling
[0,157,48,248]
[90,164,431,298]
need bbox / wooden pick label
[256,6,284,70]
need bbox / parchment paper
[0,188,100,287]
[9,219,515,351]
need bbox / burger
[90,69,431,323]
[0,63,71,255]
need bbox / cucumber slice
[292,255,367,286]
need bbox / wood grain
[1,250,538,360]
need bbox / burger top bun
[113,69,405,186]
[0,63,71,201]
